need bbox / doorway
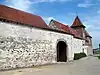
[57,41,67,62]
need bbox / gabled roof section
[49,20,83,39]
[71,16,85,28]
[84,30,92,38]
[69,27,82,39]
[50,20,71,34]
[0,4,48,28]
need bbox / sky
[0,0,100,48]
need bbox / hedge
[74,52,87,60]
[97,56,100,59]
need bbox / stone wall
[72,38,83,53]
[0,21,83,70]
[0,36,56,70]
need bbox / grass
[95,51,100,54]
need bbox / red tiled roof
[71,16,85,28]
[74,30,82,39]
[61,25,70,33]
[0,4,48,28]
[84,30,92,38]
[69,27,82,39]
[51,20,82,39]
[0,4,83,39]
[52,20,71,34]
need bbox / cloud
[90,31,100,48]
[43,17,56,24]
[77,0,94,8]
[32,0,71,4]
[5,0,71,13]
[83,15,100,48]
[97,9,100,13]
[5,0,33,12]
[84,16,100,30]
[77,3,93,8]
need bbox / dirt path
[0,56,100,75]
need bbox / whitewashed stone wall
[87,46,93,55]
[72,38,83,54]
[83,46,88,55]
[82,40,88,55]
[0,21,75,70]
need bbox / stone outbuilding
[0,4,93,70]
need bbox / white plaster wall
[81,40,88,55]
[72,38,83,54]
[83,46,88,55]
[0,21,74,70]
[87,46,93,55]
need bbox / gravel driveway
[0,56,100,75]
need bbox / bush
[74,52,87,60]
[97,56,100,59]
[96,51,100,54]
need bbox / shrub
[74,52,87,60]
[97,56,100,59]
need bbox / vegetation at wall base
[74,52,87,60]
[93,50,100,54]
[97,56,100,59]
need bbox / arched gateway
[57,41,67,62]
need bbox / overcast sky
[0,0,100,48]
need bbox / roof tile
[84,30,92,38]
[0,4,48,28]
[53,20,71,34]
[51,20,82,39]
[72,16,85,28]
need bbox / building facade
[0,4,93,70]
